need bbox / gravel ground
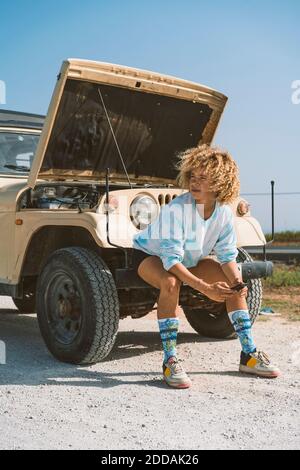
[0,296,299,450]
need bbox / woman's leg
[138,256,280,379]
[137,256,191,387]
[137,256,182,360]
[188,257,256,350]
[138,255,247,321]
[187,257,247,312]
[189,257,280,377]
[137,255,182,319]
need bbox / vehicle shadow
[0,310,245,389]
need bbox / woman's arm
[158,202,236,300]
[156,204,209,291]
[221,261,248,298]
[212,209,248,297]
[158,203,185,271]
[169,262,235,302]
[221,260,243,286]
[213,211,239,266]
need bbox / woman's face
[189,167,216,203]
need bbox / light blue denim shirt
[132,191,238,271]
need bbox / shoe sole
[239,365,281,378]
[163,378,192,389]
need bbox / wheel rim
[45,271,83,345]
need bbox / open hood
[28,59,228,188]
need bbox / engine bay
[18,181,175,212]
[19,183,106,211]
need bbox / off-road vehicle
[0,59,273,364]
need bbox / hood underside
[28,59,228,187]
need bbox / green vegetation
[265,230,300,243]
[261,263,300,321]
[263,263,300,287]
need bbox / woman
[132,145,280,389]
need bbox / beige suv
[0,59,273,365]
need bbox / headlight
[237,199,250,216]
[130,195,159,229]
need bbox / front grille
[157,193,178,206]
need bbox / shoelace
[168,358,184,374]
[256,350,271,365]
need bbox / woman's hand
[229,280,248,299]
[232,284,248,299]
[201,281,235,303]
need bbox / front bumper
[114,260,273,289]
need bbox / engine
[19,183,103,211]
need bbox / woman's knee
[160,274,182,294]
[189,257,227,284]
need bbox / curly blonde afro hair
[174,144,240,204]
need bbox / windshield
[0,132,40,175]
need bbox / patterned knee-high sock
[228,309,257,354]
[158,317,179,364]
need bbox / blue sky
[0,0,299,231]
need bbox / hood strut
[97,87,132,189]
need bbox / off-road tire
[36,247,119,364]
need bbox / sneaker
[163,356,192,389]
[239,350,281,378]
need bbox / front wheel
[36,247,119,365]
[182,248,263,339]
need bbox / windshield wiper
[4,164,30,172]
